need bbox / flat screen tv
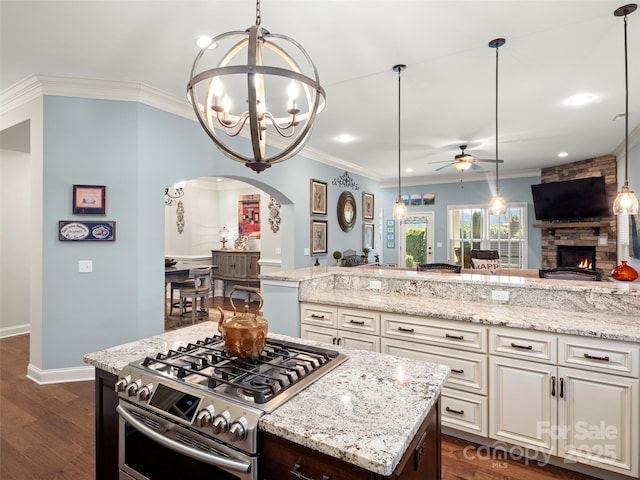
[531,176,610,221]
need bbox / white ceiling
[2,1,639,186]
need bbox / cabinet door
[558,367,639,477]
[217,253,234,278]
[232,253,248,279]
[490,356,557,454]
[246,252,260,280]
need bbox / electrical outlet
[275,247,281,255]
[369,280,382,290]
[492,290,509,302]
[79,260,93,273]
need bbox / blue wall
[40,96,380,369]
[379,176,542,268]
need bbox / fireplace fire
[557,245,596,271]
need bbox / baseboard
[0,323,30,338]
[26,363,94,384]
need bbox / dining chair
[538,267,602,281]
[416,263,461,273]
[179,266,212,324]
[470,249,500,272]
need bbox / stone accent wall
[539,155,617,278]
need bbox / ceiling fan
[431,145,504,172]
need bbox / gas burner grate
[138,335,344,406]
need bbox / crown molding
[1,74,194,120]
[1,74,383,180]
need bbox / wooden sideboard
[211,249,260,296]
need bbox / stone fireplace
[537,155,617,279]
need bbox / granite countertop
[301,288,640,343]
[260,265,640,293]
[83,323,450,475]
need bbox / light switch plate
[79,260,93,273]
[303,247,310,255]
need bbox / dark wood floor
[1,308,601,480]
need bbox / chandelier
[488,38,507,216]
[612,4,639,215]
[186,0,326,173]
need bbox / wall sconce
[219,226,229,250]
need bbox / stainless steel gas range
[115,335,348,480]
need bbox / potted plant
[362,247,370,264]
[332,250,342,266]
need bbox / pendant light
[613,4,639,215]
[392,64,408,220]
[187,0,326,173]
[488,38,507,216]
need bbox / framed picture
[363,223,374,250]
[311,219,328,255]
[310,179,327,216]
[73,185,106,215]
[59,220,116,241]
[363,192,374,220]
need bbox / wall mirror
[337,191,356,232]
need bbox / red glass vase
[611,260,639,282]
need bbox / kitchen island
[84,322,450,480]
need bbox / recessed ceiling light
[558,152,569,158]
[216,178,223,182]
[405,167,413,173]
[567,94,593,106]
[335,134,354,143]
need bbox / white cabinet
[490,328,639,477]
[300,304,380,352]
[380,312,489,436]
[558,367,638,475]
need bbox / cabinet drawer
[490,327,556,363]
[382,313,487,352]
[381,338,487,394]
[559,335,639,378]
[300,303,337,328]
[441,388,488,437]
[338,308,380,335]
[339,330,380,352]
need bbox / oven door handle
[116,405,252,474]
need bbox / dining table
[164,261,216,318]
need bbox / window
[448,203,527,269]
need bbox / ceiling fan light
[454,161,472,171]
[392,198,407,220]
[613,182,640,215]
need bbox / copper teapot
[217,287,267,358]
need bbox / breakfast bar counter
[260,266,640,342]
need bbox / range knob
[211,411,231,434]
[126,380,141,397]
[114,375,131,393]
[137,383,153,401]
[229,417,248,442]
[195,405,215,427]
